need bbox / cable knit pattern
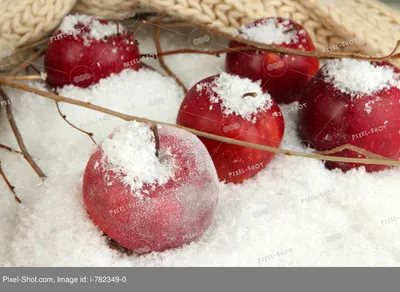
[0,0,400,70]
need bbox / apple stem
[242,92,258,98]
[283,27,297,34]
[116,21,120,36]
[151,124,160,158]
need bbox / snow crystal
[234,18,299,45]
[198,72,273,122]
[58,14,122,41]
[100,122,174,198]
[323,59,400,98]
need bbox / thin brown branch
[141,24,400,61]
[154,27,188,93]
[160,22,195,28]
[1,75,43,81]
[55,102,96,144]
[135,13,167,35]
[0,161,22,203]
[0,87,46,180]
[2,78,400,167]
[140,62,163,73]
[0,143,23,155]
[317,144,388,160]
[29,64,42,75]
[144,46,258,58]
[15,38,49,54]
[211,29,400,61]
[10,47,47,76]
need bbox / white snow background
[1,22,400,267]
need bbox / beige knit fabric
[1,0,400,70]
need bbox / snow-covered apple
[298,59,400,172]
[176,72,284,183]
[45,15,140,88]
[83,122,219,254]
[226,17,319,104]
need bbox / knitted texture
[1,0,400,70]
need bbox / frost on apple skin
[84,122,219,253]
[99,122,175,199]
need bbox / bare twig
[317,144,388,160]
[0,161,22,203]
[143,46,259,58]
[145,36,400,62]
[28,64,42,75]
[55,102,96,144]
[15,38,49,54]
[2,78,399,167]
[0,87,46,179]
[135,13,167,35]
[0,143,23,155]
[10,47,47,76]
[140,62,163,73]
[212,29,400,61]
[1,75,43,81]
[154,27,188,93]
[141,20,400,61]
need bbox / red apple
[298,59,400,172]
[226,17,319,104]
[176,72,284,183]
[83,122,219,254]
[45,15,140,88]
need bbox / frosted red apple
[226,17,319,104]
[83,122,219,254]
[45,15,140,88]
[298,59,400,172]
[177,73,284,183]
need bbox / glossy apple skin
[298,62,400,172]
[226,17,319,104]
[83,126,219,254]
[45,19,140,88]
[176,75,284,183]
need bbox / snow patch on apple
[196,72,273,122]
[323,59,400,99]
[100,122,174,199]
[58,14,122,44]
[234,18,300,45]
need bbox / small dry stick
[144,46,259,58]
[0,161,22,203]
[10,47,47,76]
[140,62,163,73]
[28,64,42,75]
[0,87,46,180]
[2,78,400,167]
[213,30,400,61]
[1,75,43,81]
[135,13,167,35]
[15,38,49,54]
[0,143,23,155]
[55,102,96,144]
[154,27,188,93]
